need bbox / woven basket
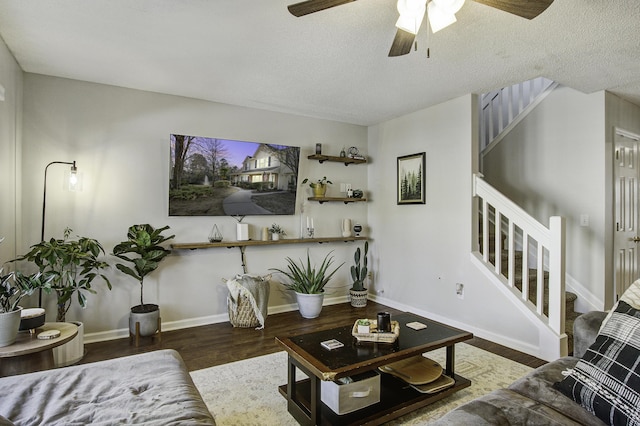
[228,292,260,328]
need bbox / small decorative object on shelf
[315,143,322,154]
[208,224,223,242]
[268,223,286,241]
[353,223,363,236]
[352,189,364,199]
[340,147,346,158]
[348,146,366,160]
[302,177,332,197]
[306,217,315,238]
[342,218,352,238]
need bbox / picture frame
[397,152,425,205]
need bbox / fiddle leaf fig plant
[15,228,111,321]
[112,224,175,308]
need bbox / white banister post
[548,216,566,338]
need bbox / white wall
[368,95,542,356]
[483,86,607,312]
[20,74,368,337]
[0,36,22,265]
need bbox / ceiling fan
[287,0,554,57]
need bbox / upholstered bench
[0,349,215,425]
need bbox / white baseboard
[565,274,604,313]
[84,295,349,344]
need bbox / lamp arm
[41,161,76,242]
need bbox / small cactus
[350,241,368,291]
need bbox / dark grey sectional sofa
[430,311,609,426]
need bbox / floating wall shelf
[307,197,367,204]
[172,236,368,273]
[307,154,367,166]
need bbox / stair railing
[480,77,556,153]
[472,173,566,338]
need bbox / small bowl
[20,308,46,331]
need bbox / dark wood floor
[80,301,546,371]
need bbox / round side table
[0,322,78,377]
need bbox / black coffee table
[276,312,473,425]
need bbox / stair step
[484,241,577,354]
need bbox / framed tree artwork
[397,152,425,205]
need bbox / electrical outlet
[456,283,464,299]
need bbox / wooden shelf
[308,154,367,166]
[171,236,368,250]
[308,197,367,204]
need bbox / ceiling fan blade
[472,0,553,20]
[388,29,415,57]
[288,0,357,17]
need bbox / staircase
[487,243,580,354]
[472,174,568,360]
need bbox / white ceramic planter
[53,321,84,367]
[130,304,160,337]
[0,307,23,347]
[295,292,324,319]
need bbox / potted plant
[0,269,52,347]
[112,224,175,338]
[270,250,343,319]
[349,241,369,308]
[302,176,332,197]
[268,223,286,241]
[15,228,111,322]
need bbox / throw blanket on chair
[225,274,270,329]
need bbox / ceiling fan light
[395,14,425,35]
[427,1,457,32]
[430,0,465,15]
[396,0,427,34]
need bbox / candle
[307,216,310,228]
[311,218,314,229]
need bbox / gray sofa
[0,349,216,425]
[431,311,609,426]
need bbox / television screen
[169,134,301,216]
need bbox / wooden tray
[351,319,400,343]
[378,355,443,385]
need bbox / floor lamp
[40,160,79,306]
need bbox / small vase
[272,233,280,241]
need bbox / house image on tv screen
[232,143,298,193]
[169,134,300,217]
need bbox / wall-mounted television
[169,134,301,216]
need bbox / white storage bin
[321,370,380,415]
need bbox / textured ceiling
[0,0,639,126]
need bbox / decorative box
[321,370,380,415]
[352,319,400,343]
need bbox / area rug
[190,343,533,425]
